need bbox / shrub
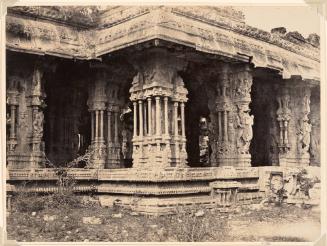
[12,191,46,213]
[172,205,217,242]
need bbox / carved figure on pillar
[32,110,44,139]
[213,63,253,167]
[236,105,254,154]
[276,88,291,153]
[29,62,47,168]
[297,87,311,161]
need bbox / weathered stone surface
[6,7,320,80]
[306,33,320,47]
[271,27,287,35]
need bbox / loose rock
[82,216,102,225]
[43,215,57,221]
[195,210,205,217]
[112,213,122,218]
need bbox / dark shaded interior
[182,65,211,167]
[44,60,91,166]
[249,75,276,166]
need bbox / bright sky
[235,6,320,37]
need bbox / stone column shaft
[144,103,147,135]
[181,102,185,138]
[95,110,99,143]
[284,121,288,144]
[218,111,222,141]
[100,110,104,142]
[224,111,228,142]
[164,97,169,135]
[10,105,16,139]
[138,100,143,137]
[133,102,137,138]
[155,97,161,136]
[91,111,95,142]
[279,122,283,145]
[147,98,152,136]
[114,111,119,143]
[107,111,112,143]
[174,102,178,136]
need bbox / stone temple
[6,6,320,214]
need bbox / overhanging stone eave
[6,9,320,80]
[95,35,250,64]
[6,45,94,60]
[94,26,319,81]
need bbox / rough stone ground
[7,199,320,242]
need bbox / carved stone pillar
[29,64,46,169]
[147,98,152,136]
[6,90,19,154]
[309,86,320,166]
[275,86,292,166]
[129,49,188,169]
[212,63,253,167]
[296,86,311,166]
[87,69,107,169]
[275,83,312,167]
[106,81,122,169]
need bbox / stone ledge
[7,167,259,181]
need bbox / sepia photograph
[1,1,325,244]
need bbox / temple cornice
[6,6,320,81]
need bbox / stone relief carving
[298,119,311,154]
[276,88,291,153]
[309,117,320,164]
[297,89,311,155]
[32,110,44,138]
[235,105,254,154]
